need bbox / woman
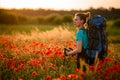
[65,12,90,70]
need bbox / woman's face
[73,16,83,28]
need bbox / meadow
[0,20,120,80]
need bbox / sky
[0,0,120,10]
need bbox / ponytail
[84,12,91,19]
[84,12,91,28]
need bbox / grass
[0,20,120,43]
[0,24,58,35]
[0,22,120,79]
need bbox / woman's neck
[78,25,84,29]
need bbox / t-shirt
[76,29,88,49]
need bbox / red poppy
[18,64,24,70]
[60,74,66,80]
[75,68,85,76]
[46,75,51,80]
[104,58,112,62]
[108,49,112,53]
[32,71,37,76]
[68,74,78,79]
[31,59,41,67]
[18,78,23,80]
[0,53,3,59]
[88,65,95,72]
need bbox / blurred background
[0,0,120,25]
[0,0,120,43]
[0,1,120,80]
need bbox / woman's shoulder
[77,29,84,34]
[77,29,87,35]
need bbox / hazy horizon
[0,0,120,10]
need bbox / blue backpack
[85,15,108,60]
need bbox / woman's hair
[75,12,91,24]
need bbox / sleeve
[76,30,83,41]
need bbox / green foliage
[106,20,120,44]
[44,13,62,25]
[0,24,57,35]
[37,16,45,24]
[17,15,28,24]
[62,14,73,23]
[0,10,29,24]
[1,8,120,25]
[52,16,62,25]
[113,19,120,28]
[0,10,18,24]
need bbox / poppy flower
[46,75,51,80]
[68,74,78,79]
[32,71,37,76]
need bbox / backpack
[85,15,108,60]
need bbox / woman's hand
[66,50,74,56]
[66,50,70,56]
[63,48,73,56]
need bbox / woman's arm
[66,40,82,55]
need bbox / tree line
[0,7,120,25]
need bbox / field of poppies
[0,25,120,80]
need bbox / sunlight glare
[0,0,120,10]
